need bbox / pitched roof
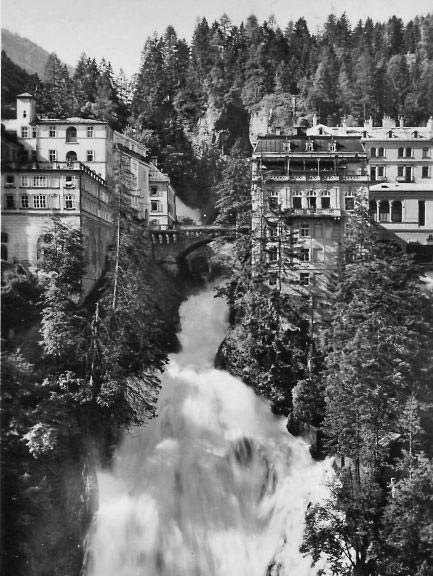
[254,135,365,155]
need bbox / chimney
[364,117,373,130]
[275,126,281,136]
[427,116,433,135]
[399,115,404,128]
[312,114,317,127]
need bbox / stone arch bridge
[150,225,245,274]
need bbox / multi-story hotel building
[251,128,369,297]
[1,93,178,290]
[308,116,433,252]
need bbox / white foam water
[85,286,330,576]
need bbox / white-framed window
[20,194,29,208]
[21,176,29,187]
[299,272,310,286]
[378,166,385,177]
[64,194,74,209]
[49,150,57,163]
[86,150,95,161]
[49,126,56,137]
[33,195,47,208]
[5,175,15,187]
[300,224,310,237]
[151,200,162,212]
[307,190,316,209]
[150,186,158,196]
[305,141,314,152]
[370,147,377,157]
[33,176,47,187]
[21,126,29,138]
[321,190,331,209]
[65,175,76,188]
[345,191,355,211]
[283,141,291,152]
[329,141,336,152]
[378,147,385,157]
[422,147,430,159]
[66,126,77,142]
[87,126,94,138]
[300,248,310,262]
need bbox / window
[49,126,56,137]
[150,186,158,196]
[21,126,29,138]
[5,175,15,187]
[87,126,94,138]
[306,141,314,152]
[369,200,377,221]
[307,191,316,209]
[21,176,29,187]
[321,196,331,208]
[151,200,162,212]
[419,200,425,226]
[269,274,277,286]
[33,176,47,187]
[20,195,29,208]
[300,224,310,237]
[1,232,8,261]
[86,150,95,161]
[66,151,77,164]
[32,127,37,138]
[345,193,355,211]
[23,110,27,118]
[398,147,404,158]
[300,248,310,262]
[267,226,278,238]
[378,147,385,157]
[329,141,336,152]
[370,147,377,157]
[66,126,77,142]
[379,200,390,222]
[49,150,57,163]
[6,195,15,209]
[397,166,404,177]
[422,166,430,178]
[268,247,278,262]
[65,175,76,188]
[378,166,385,177]
[422,147,430,159]
[292,196,302,209]
[268,197,278,211]
[299,272,310,286]
[391,201,402,222]
[64,194,74,209]
[283,142,291,152]
[33,195,47,208]
[405,147,412,158]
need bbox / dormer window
[329,141,337,152]
[306,141,314,152]
[318,127,323,135]
[388,130,393,138]
[413,130,418,138]
[283,141,291,152]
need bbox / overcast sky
[2,0,432,76]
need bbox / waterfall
[85,286,330,576]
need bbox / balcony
[281,208,342,218]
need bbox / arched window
[370,147,377,157]
[391,200,402,222]
[369,200,377,221]
[379,201,390,222]
[378,147,384,157]
[307,190,316,209]
[66,127,77,142]
[66,151,77,164]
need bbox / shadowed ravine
[85,286,330,576]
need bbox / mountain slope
[1,28,74,79]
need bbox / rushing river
[86,286,329,576]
